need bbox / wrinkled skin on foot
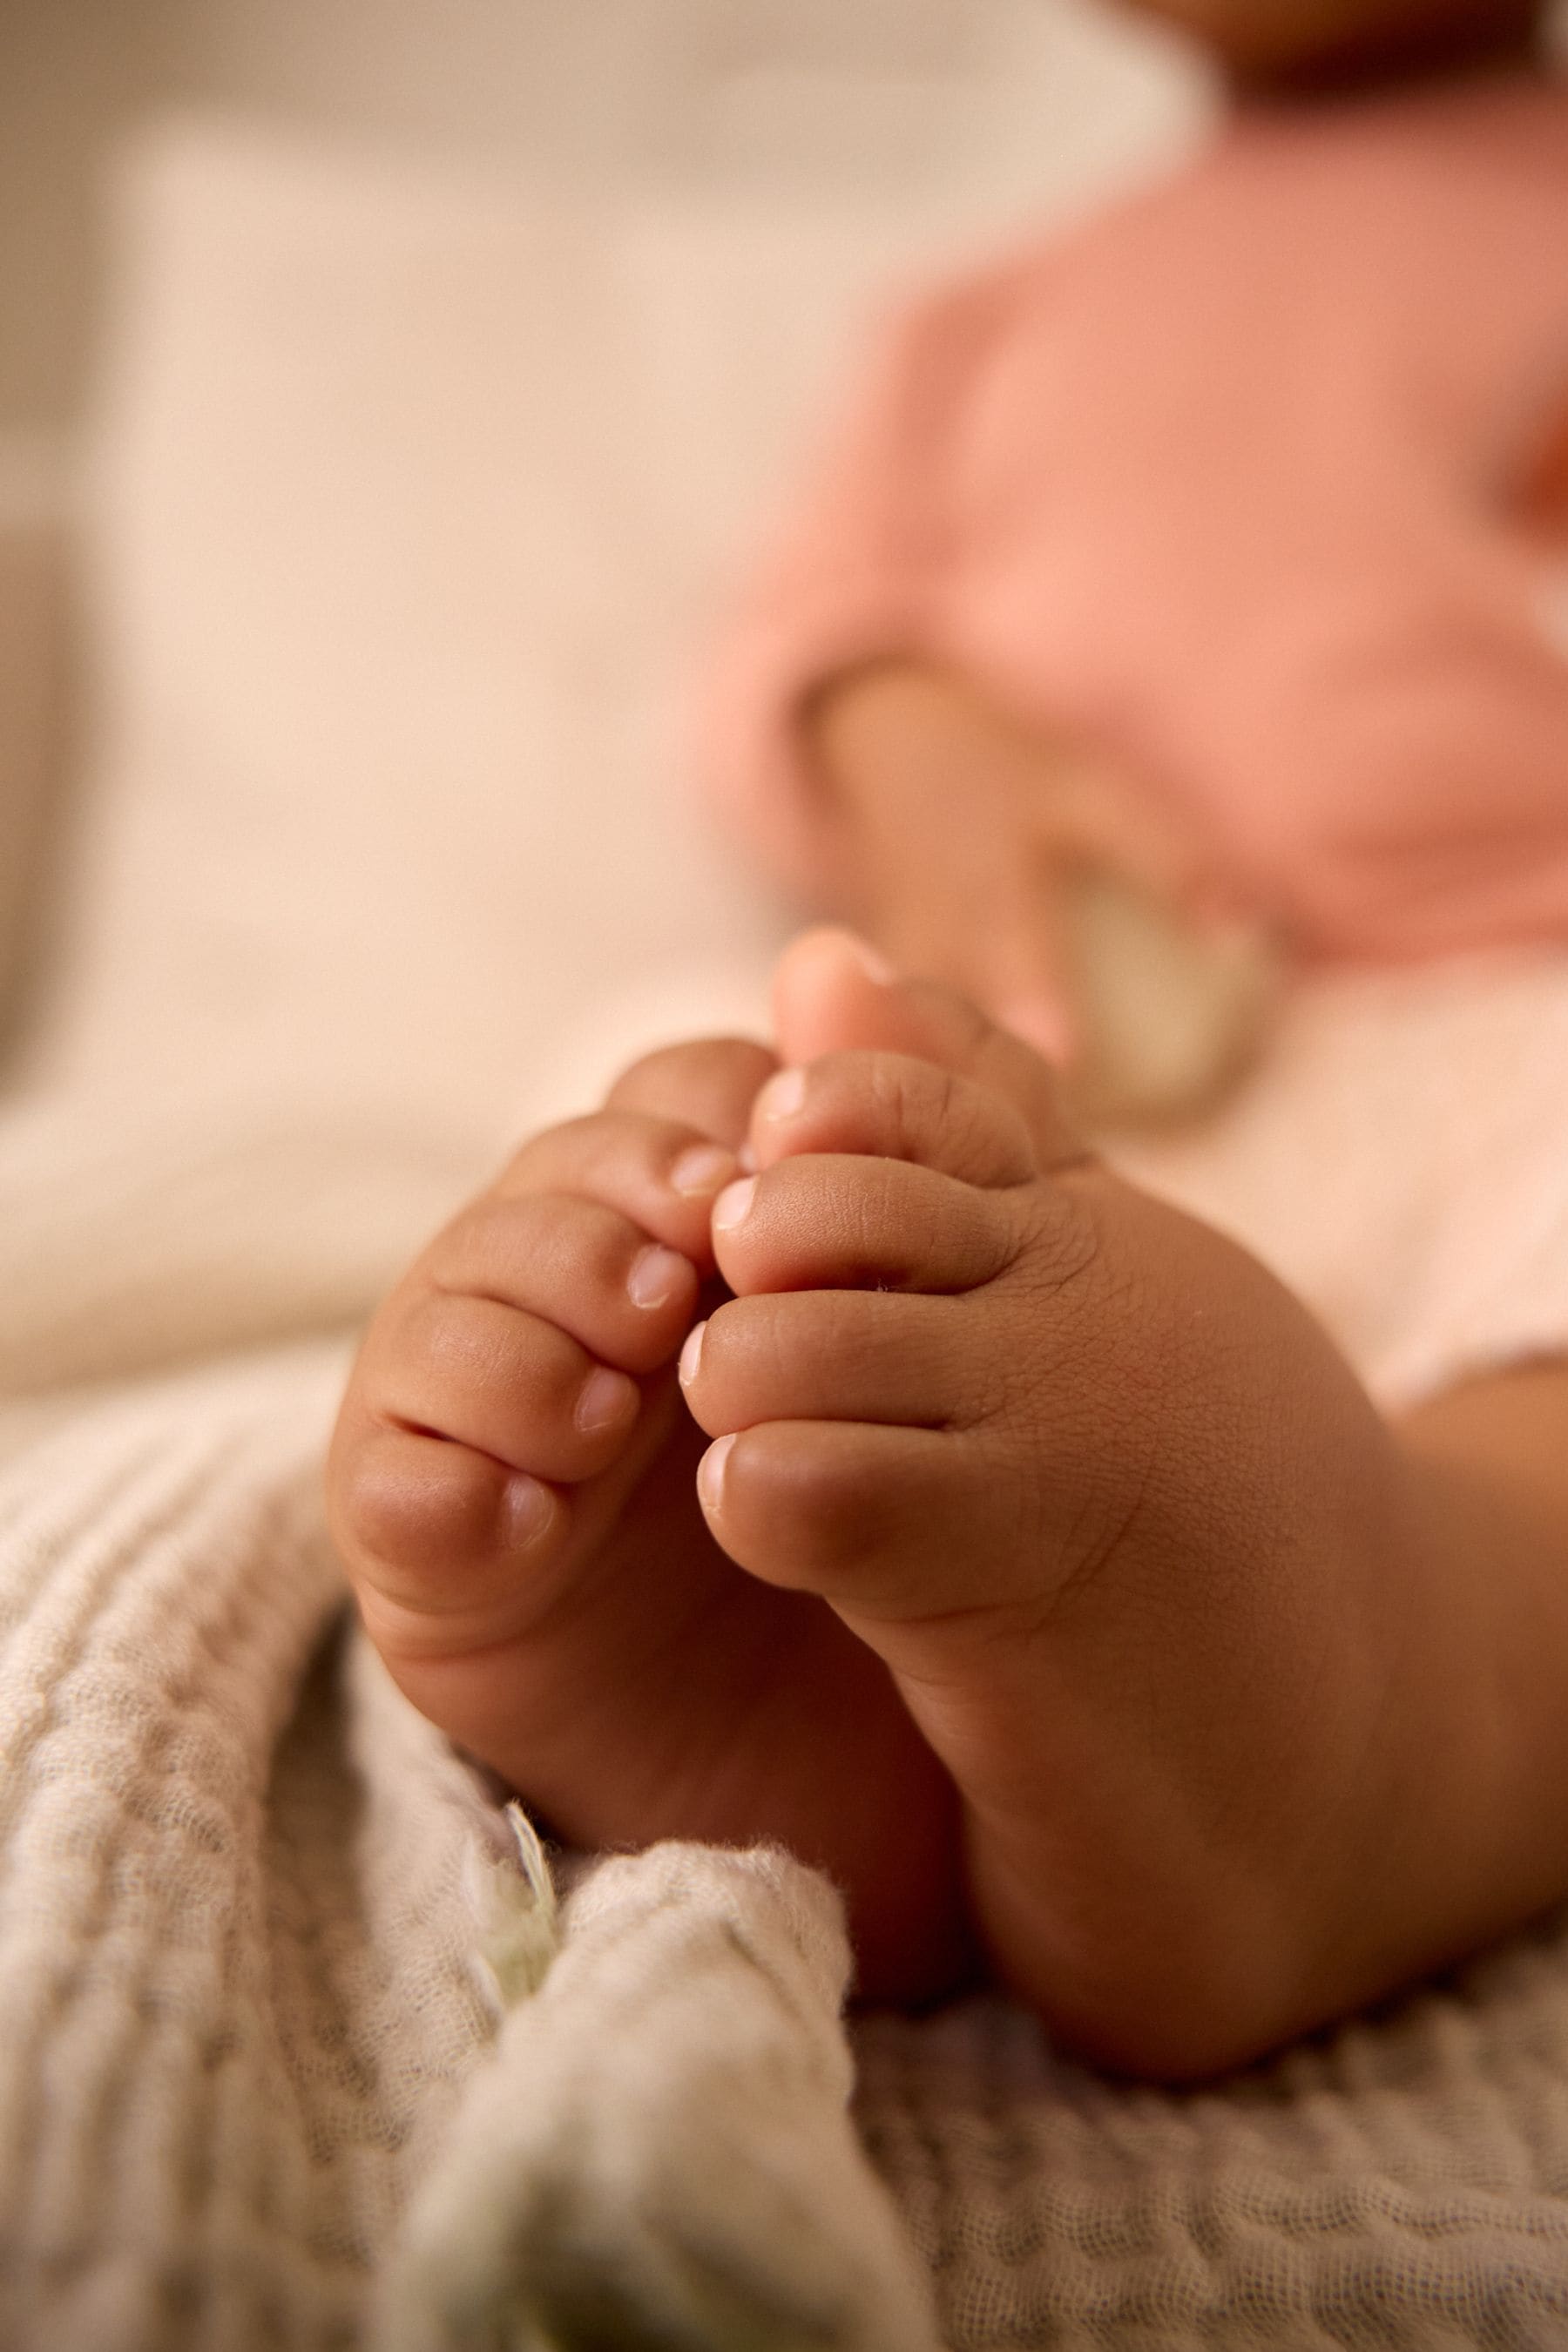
[679,934,1434,2077]
[328,1031,970,2003]
[334,932,1429,2073]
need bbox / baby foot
[680,931,1435,2076]
[328,1035,968,2000]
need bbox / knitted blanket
[4,955,1568,2351]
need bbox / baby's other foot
[681,932,1431,2076]
[328,1033,967,2000]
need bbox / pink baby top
[701,71,1568,964]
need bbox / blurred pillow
[25,118,1006,1149]
[0,444,72,1070]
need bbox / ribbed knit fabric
[0,1346,493,2349]
[0,1350,939,2352]
[855,1963,1568,2349]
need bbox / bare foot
[328,1035,969,2000]
[679,930,1452,2078]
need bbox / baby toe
[328,1420,565,1663]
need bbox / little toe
[328,1420,568,1663]
[772,928,1086,1173]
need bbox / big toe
[772,929,1084,1171]
[771,928,916,1064]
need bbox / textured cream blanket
[3,955,1568,2350]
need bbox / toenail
[836,929,896,984]
[504,1474,557,1548]
[576,1366,639,1435]
[671,1144,735,1198]
[697,1433,734,1517]
[678,1321,706,1388]
[627,1245,689,1310]
[712,1176,757,1234]
[756,1067,807,1123]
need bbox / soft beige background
[10,0,1567,443]
[2,0,1562,1094]
[0,0,1211,439]
[0,0,1204,1067]
[0,0,1215,1073]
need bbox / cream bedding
[0,1095,944,2352]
